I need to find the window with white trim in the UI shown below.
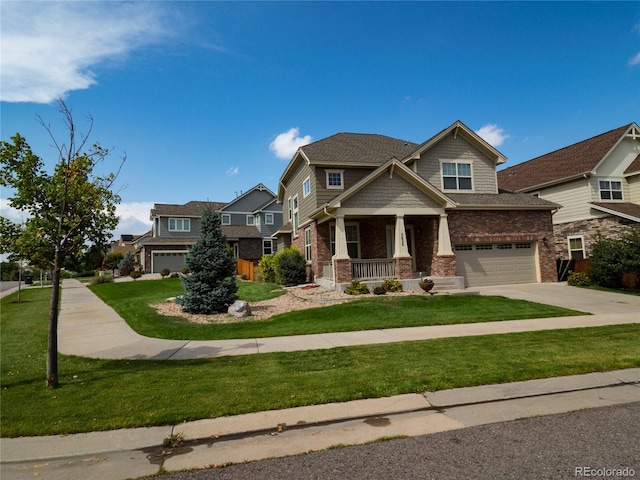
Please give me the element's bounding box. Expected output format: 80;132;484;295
292;195;299;235
326;170;344;189
304;227;312;262
330;224;360;258
303;176;311;197
598;180;623;201
246;215;255;226
442;161;472;191
221;214;231;225
263;239;273;256
568;236;585;260
288;197;292;221
265;213;274;225
168;218;190;232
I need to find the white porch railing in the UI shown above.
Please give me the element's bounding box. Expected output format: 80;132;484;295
351;259;395;280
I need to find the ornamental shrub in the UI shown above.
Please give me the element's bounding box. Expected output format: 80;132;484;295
181;206;238;314
345;280;370;295
258;255;277;284
382;278;403;292
588;228;640;288
567;271;591;287
373;286;386;295
274;247;306;286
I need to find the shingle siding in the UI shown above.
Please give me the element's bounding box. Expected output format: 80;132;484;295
342;174;441;209
414;133;498;194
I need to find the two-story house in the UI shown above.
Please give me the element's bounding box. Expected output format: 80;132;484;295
136;184;283;274
497;123;640;272
275;120;559;289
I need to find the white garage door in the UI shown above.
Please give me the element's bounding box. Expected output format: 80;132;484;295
152;252;187;274
454;243;536;287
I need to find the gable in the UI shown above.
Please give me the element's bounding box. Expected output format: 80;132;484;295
222;187;275;213
341;173;443;210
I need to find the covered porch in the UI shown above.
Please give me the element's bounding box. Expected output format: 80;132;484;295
310;213;462;291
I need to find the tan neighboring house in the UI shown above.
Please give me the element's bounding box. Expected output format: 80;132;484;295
497;123;640;276
276;120;560;289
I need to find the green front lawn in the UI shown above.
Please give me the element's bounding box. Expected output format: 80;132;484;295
1;287;639;437
88;279;587;340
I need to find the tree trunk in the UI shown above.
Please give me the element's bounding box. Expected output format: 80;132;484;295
46;253;61;389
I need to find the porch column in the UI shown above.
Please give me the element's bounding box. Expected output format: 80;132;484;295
437;213;454;255
393;215;410;258
334;215;349;259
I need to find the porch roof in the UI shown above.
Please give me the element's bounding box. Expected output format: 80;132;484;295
446;192;560;210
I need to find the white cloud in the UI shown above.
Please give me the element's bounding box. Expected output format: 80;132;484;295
226;166;239;176
270;128;312;160
0;2;171;103
629;52;640;66
0;198;28;224
475;124;509;147
113;202;153;238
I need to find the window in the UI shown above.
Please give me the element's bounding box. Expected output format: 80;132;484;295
304;227;312;262
475;244;493;250
568;236;585;260
330;224;359;258
221;214;231;225
455;245;473;251
263;239;273;256
516;243;532;249
292;195;299;234
256;215;260;226
303;176;311;197
599;180;623;201
246;215;255;226
288;197;292;221
326;170;344;189
442;162;472;190
168;218;190;232
497;244;513;250
265;213;274;225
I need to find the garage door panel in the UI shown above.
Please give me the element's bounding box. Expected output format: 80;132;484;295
455;243;536;287
152;252;187;273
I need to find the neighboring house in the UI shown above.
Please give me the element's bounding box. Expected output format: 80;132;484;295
109;234;143;257
275;120;559;289
497;123;640;272
136;184;283;274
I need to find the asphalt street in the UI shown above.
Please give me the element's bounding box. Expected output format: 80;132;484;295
152;402;640;480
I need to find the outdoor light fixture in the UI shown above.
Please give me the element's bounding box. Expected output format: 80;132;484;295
543;237;548;245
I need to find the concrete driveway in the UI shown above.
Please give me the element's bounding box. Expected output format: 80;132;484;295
468;282;640;316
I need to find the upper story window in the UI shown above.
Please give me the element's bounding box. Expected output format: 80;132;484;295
168;218;190;232
288;197;292;221
246;215;255;226
442;161;472;191
598;180;623;201
221;214;231;225
303;176;311;197
326;169;344;189
292;195;299;234
265;213;274;225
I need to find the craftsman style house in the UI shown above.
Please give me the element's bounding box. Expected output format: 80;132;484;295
276;121;559;289
136;184;283;274
497;123;640;269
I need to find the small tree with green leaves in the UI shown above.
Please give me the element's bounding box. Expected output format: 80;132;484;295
0;99;123;389
180;206;237;314
103;252;123;276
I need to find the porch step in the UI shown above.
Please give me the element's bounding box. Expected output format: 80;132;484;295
431;276;465;292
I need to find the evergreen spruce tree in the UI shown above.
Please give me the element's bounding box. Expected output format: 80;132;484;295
181;205;238;314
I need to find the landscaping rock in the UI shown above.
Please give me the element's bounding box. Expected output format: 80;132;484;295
228;300;251;318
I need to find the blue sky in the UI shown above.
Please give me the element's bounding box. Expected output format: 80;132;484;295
1;1;639;238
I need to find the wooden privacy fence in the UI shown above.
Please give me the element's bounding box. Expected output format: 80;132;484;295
236;259;255;281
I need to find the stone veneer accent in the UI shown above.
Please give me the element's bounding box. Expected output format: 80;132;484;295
553;216;639;260
431;255;456;277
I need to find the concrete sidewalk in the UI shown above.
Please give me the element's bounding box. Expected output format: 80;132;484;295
57;279;640;360
2;369;639;479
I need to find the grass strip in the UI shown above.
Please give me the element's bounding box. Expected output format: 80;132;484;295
1;287;638;437
88;279;586;340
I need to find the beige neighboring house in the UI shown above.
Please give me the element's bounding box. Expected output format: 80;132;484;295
497;123;640;276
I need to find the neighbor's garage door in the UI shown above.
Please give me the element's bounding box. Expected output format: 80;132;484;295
152;252;187;274
454;243;536;287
